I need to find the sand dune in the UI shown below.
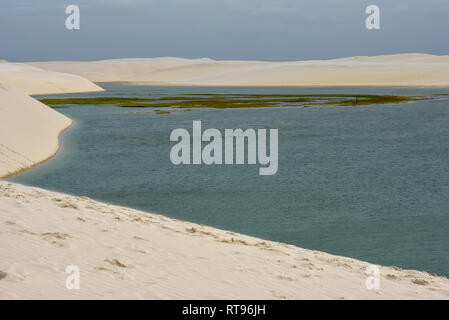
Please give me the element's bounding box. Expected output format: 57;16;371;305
1;181;448;299
30;57;217;83
0;81;72;178
31;53;449;87
0;62;103;95
0;61;102;177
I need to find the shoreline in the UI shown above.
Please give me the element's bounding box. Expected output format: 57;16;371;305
1;121;72;179
1;180;449;299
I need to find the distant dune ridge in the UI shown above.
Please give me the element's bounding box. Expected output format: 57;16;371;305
31;53;449;87
0;62;103;95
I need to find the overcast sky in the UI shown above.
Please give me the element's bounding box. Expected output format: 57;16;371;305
1;0;448;62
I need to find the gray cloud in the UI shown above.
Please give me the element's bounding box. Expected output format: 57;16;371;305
1;0;448;62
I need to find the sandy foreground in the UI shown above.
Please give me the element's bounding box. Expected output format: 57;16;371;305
31;53;449;87
1;181;448;299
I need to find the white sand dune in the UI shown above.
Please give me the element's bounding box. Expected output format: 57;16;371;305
0;61;102;177
0;81;72;178
0;62;103;95
1;181;448;299
31;53;449;87
31;57;217;83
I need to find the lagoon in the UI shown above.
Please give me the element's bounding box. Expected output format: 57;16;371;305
10;84;449;276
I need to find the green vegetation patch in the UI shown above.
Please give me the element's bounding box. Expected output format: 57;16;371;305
40;93;417;110
312;95;414;106
39;97;152;105
155;110;171;114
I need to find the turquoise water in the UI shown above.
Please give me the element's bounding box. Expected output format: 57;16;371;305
10;84;449;276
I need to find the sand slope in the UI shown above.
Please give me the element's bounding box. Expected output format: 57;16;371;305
0;61;102;177
0;81;72;178
1;181;448;299
0;62;103;95
31;53;449;87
